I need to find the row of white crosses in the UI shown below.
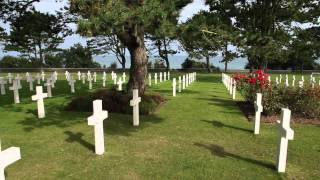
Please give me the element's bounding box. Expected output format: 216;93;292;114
272;74;320;88
221;73;237;100
148;72;170;86
172;72;197;97
253;93;294;173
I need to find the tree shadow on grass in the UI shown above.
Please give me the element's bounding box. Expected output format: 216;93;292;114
201;120;252;133
64;131;95;152
194;143;275;170
196;74;221;83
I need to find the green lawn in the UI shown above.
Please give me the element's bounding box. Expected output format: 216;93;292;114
1;72;319;179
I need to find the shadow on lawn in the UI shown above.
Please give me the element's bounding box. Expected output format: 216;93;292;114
196;74;221;83
194;143;275;170
64;131;95;152
201;120;252;133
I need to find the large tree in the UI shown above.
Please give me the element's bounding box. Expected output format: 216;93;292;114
69;0;191;95
5;11;67;65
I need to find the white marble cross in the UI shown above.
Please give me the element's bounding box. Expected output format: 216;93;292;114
0;146;21;180
122;72;126;82
276;108;294;173
164;72;167;81
130;89;141;126
93;72;97;83
102;75;106;87
148;74;152;86
65;71;69;80
160;72;163;82
168;72;170;80
292;75;295;86
77;71;81;81
285;78;289;87
298;81;303;88
15;75;22;89
9;80;21;104
32;86;48;119
276;77;279;85
186;75;189;87
87;71;91;79
7;73;13;84
172;78;176;97
27;76;34;91
178;76;182;92
44;78;52;97
81;73;86;84
0;78;7;95
88;76;93;90
26;72;30;80
113;74;117;85
117;78;123;91
254;93;263;134
87;100;108;155
36;73;41;84
232;80;236;100
182;75;186;89
41;71;45;81
69;79;76;93
154;73;158;84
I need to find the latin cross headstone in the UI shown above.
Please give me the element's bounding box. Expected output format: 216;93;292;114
65;71;69;80
41;71;45;81
164;72;167;81
88;76;93;90
130;89;141;126
285;78;289;87
36;73;41;84
0;146;21;180
69;79;76;93
28;76;34;91
279;74;282;83
186;75;189;88
31;86;48;119
298;81;303;88
113;74;117;85
93;72;97;83
7;73;13;84
87;100;108;155
102;75;106;87
148;74;152;86
276;77;279;85
182;75;186;89
168;72;170;80
160;72;163;82
178;76;182;92
172;78;176;97
15;75;22;89
232;80;236;100
9;80;21;104
44;78;52;98
81;73;86;84
77;71;81;81
292;75;296;86
254;93;263;134
154;73;158;84
50;76;55;88
117;78;123;91
26;72;30;80
0;78;7;95
122;72;126;82
276;108;294;173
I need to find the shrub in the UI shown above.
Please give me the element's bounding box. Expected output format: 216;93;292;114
109;62;117;69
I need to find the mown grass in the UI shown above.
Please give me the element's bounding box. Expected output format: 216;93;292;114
0;72;319;179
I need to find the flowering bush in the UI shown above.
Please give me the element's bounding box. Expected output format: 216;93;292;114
234;70;320;119
233;69;269;102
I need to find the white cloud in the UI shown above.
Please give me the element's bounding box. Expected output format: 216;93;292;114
179;0;209;23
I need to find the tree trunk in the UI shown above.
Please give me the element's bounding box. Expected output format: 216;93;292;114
206;55;212;73
224;60;228;72
127;46;148;95
120;54;126;70
164;56;170;71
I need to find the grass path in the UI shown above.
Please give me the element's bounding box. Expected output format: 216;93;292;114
0;73;319;179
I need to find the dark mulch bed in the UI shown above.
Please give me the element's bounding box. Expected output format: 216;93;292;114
237;101;320;125
65;89;166;115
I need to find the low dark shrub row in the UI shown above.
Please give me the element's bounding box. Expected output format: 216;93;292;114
65;89;165;115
